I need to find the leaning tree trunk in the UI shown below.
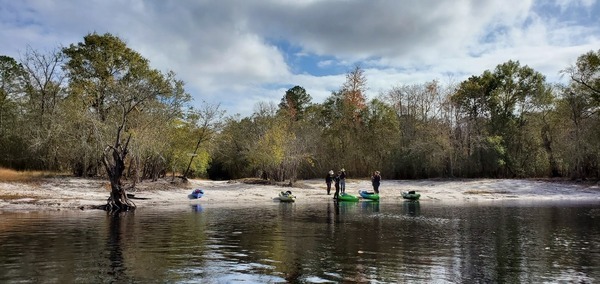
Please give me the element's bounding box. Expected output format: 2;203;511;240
102;134;136;211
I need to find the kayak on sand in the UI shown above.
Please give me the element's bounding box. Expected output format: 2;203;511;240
190;188;204;199
359;190;380;201
279;190;296;202
402;191;420;200
337;192;359;202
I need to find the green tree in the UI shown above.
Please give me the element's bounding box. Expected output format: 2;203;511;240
63;32;190;211
320;66;369;176
0;55;27;168
451;75;495;176
489;61;552;176
275;86;319;183
361;99;401;176
452;61;551;177
210;115;254;179
558;49;600;179
563;49;600;104
246;102;287;180
278;85;312;120
182;102;223;180
553;84;599;179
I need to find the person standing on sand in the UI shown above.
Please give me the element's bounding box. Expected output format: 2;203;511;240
325;170;334;195
371;171;381;194
333;172;341;199
339;168;346;194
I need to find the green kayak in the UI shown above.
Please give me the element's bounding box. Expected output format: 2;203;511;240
338;193;359;202
402;191;421;200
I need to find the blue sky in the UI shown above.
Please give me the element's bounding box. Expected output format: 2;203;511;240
1;0;599;116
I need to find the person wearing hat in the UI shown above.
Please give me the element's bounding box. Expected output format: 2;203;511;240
325;170;334;195
371;171;381;194
339;168;346;194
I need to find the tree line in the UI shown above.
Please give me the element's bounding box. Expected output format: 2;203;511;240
1;33;599;185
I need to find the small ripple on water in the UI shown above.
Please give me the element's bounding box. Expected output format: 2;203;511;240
1;203;598;283
378;212;460;226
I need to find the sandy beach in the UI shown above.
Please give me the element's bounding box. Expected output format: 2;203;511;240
0;177;599;212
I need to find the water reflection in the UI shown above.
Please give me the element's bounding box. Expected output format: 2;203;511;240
335;200;359;214
106;212;129;282
0;202;598;283
191;204;203;212
360;200;380;213
402;200;420;216
278;201;295;217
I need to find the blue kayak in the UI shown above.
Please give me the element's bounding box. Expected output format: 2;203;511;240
190;189;204;199
359;190;380;201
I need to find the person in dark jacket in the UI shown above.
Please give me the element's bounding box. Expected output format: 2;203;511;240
333;172;341;199
325;170;334;195
371;171;381;194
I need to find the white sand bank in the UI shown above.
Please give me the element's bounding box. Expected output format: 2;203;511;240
0;178;599;212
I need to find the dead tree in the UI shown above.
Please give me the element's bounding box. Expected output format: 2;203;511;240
101;128;136;211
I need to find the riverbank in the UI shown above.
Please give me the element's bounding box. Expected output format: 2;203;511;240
0;177;599;212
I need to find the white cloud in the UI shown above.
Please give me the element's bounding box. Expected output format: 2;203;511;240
317;60;333;68
0;0;598;116
554;0;597;11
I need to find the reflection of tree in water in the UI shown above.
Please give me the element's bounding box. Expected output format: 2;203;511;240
106;212;132;283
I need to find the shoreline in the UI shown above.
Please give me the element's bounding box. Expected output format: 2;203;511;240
1;177;599;212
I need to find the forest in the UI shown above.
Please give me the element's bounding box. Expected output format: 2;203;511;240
1;33;599;184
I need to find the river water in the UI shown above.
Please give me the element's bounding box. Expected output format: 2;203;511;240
1;200;599;283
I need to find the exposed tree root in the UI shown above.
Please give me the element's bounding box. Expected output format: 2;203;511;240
102;186;137;212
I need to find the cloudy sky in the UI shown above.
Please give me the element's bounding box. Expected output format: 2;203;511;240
1;0;599;116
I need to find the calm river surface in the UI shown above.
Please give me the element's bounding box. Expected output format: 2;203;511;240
1;200;599;283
